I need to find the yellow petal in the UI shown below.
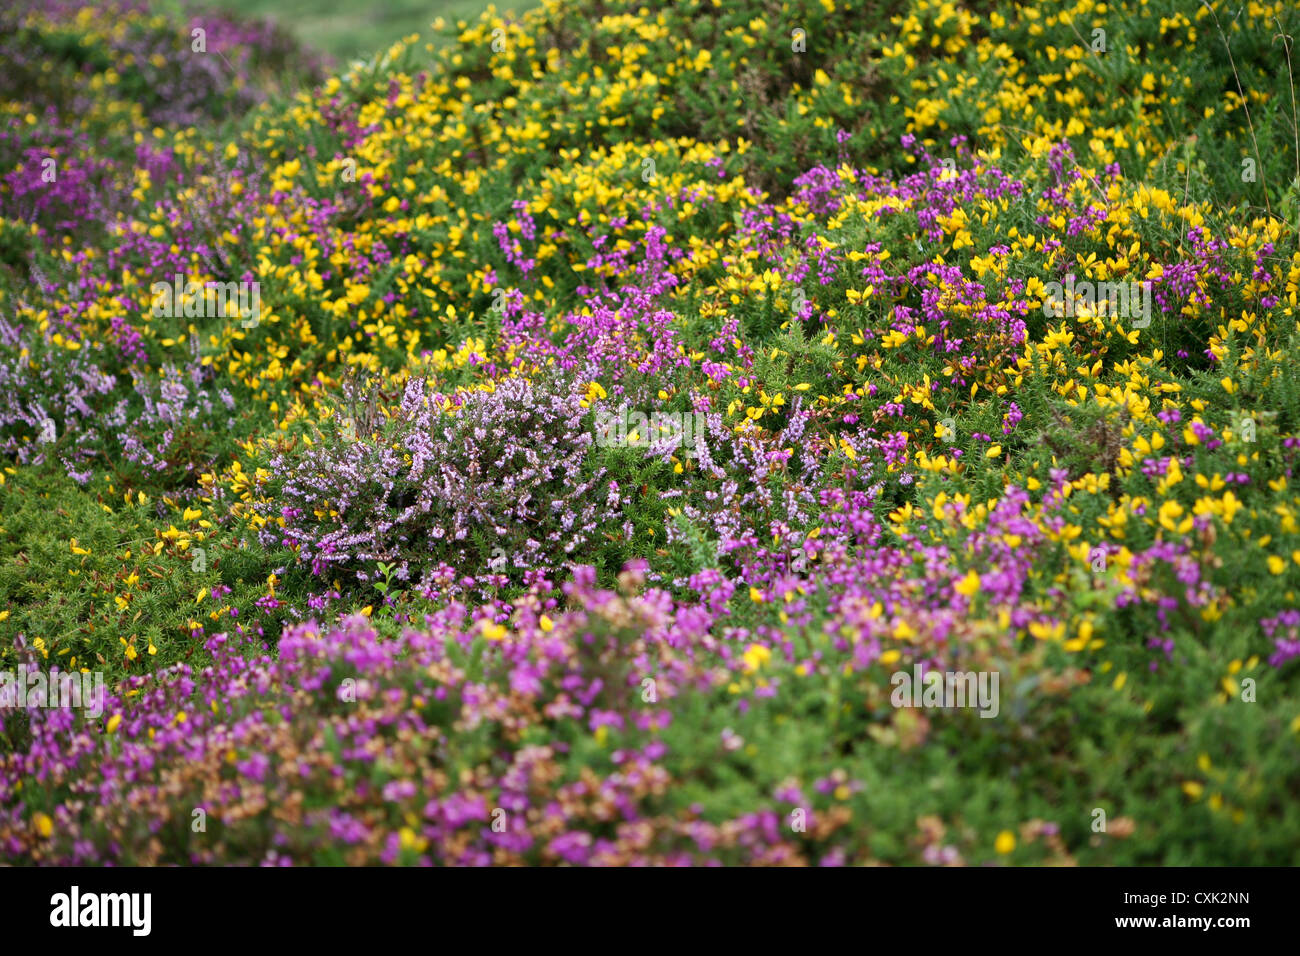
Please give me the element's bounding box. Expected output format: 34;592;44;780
954;570;981;598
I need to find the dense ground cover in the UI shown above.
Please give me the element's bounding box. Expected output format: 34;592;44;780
3;0;1300;865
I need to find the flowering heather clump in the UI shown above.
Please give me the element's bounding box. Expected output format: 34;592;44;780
0;119;129;236
0;566;1083;866
0;316;238;487
260;375;620;588
5;0;1300;870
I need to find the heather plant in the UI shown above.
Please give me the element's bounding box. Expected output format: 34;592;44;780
258;374;622;593
0;119;130;238
6;552;1298;866
0;313;117;479
0;314;243;490
663;403;831;583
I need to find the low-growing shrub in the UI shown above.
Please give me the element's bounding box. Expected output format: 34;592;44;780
259;374;622;589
